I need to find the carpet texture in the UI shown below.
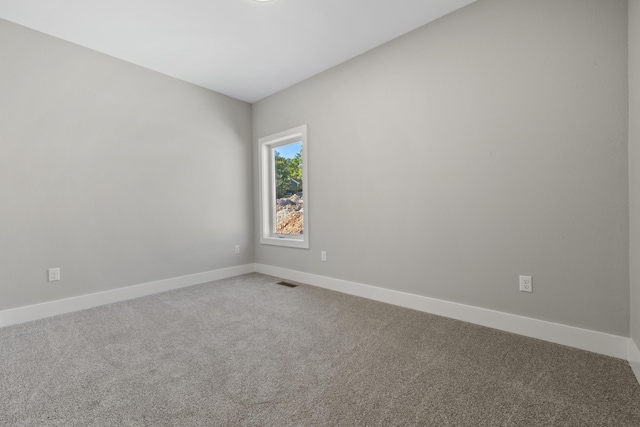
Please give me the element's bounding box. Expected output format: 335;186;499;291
1;273;639;426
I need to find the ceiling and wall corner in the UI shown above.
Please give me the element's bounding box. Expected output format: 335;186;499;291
0;0;476;103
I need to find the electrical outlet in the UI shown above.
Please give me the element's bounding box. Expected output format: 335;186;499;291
321;251;327;262
519;275;532;293
48;268;60;282
235;245;240;254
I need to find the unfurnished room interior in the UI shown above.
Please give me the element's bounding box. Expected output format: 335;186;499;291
1;0;640;425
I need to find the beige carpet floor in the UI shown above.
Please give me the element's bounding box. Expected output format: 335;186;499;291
1;273;639;426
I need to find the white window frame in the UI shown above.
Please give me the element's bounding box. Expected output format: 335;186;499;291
258;124;309;249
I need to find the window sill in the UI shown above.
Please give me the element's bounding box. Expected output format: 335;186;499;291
260;235;309;249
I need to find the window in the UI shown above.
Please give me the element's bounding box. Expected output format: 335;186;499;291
259;125;309;248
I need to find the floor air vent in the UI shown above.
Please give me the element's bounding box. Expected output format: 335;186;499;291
276;281;298;288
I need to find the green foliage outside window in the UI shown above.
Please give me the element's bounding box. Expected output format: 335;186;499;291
274;148;303;199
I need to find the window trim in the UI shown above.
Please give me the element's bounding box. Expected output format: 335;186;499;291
258;124;309;249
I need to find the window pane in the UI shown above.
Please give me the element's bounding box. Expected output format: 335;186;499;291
274;142;303;235
259;124;308;248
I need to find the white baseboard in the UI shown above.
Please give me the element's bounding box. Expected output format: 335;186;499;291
629;339;640;385
1;262;634;371
0;264;254;328
254;264;629;360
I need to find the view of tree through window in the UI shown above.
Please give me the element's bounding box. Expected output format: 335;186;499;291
259;124;307;248
274;142;303;235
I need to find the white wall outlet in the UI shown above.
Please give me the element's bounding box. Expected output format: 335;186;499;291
235;245;240;254
48;268;60;282
321;251;327;262
519;275;532;293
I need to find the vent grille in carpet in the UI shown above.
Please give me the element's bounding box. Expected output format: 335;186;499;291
276;281;298;288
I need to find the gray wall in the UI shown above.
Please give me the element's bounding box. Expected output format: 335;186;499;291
631;0;640;346
0;19;253;310
253;0;630;335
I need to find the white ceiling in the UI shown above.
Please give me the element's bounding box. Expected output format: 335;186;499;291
0;0;475;103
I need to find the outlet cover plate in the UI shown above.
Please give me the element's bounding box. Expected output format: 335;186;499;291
48;268;60;282
519;275;532;292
